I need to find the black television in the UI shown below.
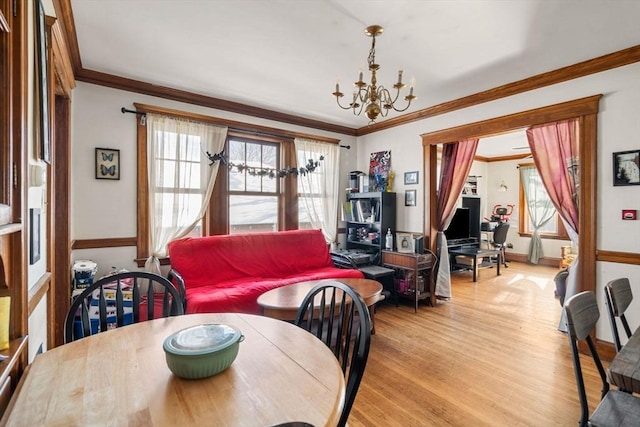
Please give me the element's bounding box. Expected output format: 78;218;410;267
444;207;470;242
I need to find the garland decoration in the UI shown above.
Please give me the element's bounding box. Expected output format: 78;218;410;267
206;151;324;179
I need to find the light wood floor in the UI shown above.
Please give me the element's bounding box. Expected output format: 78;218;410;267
348;262;606;427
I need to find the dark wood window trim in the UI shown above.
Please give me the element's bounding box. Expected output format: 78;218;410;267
134;104;328;265
517;162;569;240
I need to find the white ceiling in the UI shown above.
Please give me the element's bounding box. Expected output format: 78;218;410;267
69;0;639;153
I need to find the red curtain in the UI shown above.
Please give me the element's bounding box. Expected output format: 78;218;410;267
526;119;579;233
526;119;579;331
434;138;479;299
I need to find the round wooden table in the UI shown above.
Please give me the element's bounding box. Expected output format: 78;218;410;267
257;278;384;333
2;314;345;427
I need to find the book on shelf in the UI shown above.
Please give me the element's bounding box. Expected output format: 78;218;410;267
356;200;372;222
343;201;354;222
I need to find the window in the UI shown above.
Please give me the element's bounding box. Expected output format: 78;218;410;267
297;148;325;230
152;130;205;238
519;164;568;239
135;105;339;265
228;137;280;234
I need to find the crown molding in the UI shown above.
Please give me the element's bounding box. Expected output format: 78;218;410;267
53;0;639;137
357;45;640;136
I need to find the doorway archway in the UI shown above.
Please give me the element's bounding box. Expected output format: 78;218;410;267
421;95;601;296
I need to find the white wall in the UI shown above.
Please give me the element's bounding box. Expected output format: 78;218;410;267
482;158;568;259
71;82;358;278
26;0;53;359
70;64;639;344
356;63;640;343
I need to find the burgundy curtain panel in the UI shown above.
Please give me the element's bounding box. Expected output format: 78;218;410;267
526;118;579;331
435;138;479;299
526;119;579;232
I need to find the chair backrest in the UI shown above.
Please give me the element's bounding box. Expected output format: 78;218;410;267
492;222;510;245
294;281;371;427
604;277;634;352
64;271;185;343
564;291;610;427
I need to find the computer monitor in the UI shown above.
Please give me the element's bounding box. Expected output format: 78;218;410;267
444;208;470;241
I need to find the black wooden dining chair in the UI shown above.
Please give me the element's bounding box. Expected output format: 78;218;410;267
64;271;185;343
604;277;635;353
294;281;371;427
564;291;640;427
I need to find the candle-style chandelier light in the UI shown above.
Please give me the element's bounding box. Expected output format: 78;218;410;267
332;25;416;124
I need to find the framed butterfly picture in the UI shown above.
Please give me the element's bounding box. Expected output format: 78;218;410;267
95;148;120;180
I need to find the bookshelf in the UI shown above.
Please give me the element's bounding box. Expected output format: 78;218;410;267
345;192;396;265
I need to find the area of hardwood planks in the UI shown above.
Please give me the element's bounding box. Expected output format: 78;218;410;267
348;262;606;426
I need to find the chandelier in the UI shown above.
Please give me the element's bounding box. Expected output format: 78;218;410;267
332;25;416;123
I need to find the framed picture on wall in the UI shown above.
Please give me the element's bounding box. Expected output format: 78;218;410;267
613;150;640;186
405;190;416;206
404;171;418;185
95;148;120;180
35;0;51;164
29;208;41;265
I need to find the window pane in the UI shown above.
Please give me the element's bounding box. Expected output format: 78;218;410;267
521;166;560;235
156;193;202;229
298;196;324;229
181;135;201;161
228;139;246;191
229;195;278;234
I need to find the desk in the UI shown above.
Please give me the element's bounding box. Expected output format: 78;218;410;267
381;250;435;311
449;247;502;282
257;279;383;333
609;327;640;393
1;314;345;427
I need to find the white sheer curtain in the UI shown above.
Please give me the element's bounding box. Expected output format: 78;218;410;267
294;138;340;244
520;165;557;264
145;113;227;273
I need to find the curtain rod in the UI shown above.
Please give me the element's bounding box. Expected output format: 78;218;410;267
121;107;351;149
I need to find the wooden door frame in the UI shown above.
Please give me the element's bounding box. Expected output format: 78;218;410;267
421;95;601;295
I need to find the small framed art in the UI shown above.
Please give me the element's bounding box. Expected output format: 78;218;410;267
36;0;50;164
96;148;120;180
613;150;640;186
404;171;419;185
405;190;416;206
396;233;414;253
29;208;41;265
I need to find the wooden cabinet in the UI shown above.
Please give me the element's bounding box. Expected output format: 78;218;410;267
345;192;396;265
0;1;29;419
382;250;435;311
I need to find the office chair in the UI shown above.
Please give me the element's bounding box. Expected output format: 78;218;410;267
294;281;371;427
64;271;185;343
490;222;510;268
604;277;634;353
564;291;640;427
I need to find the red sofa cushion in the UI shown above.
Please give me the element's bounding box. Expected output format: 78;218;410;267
168;229;364;314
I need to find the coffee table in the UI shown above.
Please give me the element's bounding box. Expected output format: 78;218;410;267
449;247;502;282
257;278;384;333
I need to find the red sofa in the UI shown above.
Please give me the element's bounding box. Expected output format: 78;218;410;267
167;229;364;314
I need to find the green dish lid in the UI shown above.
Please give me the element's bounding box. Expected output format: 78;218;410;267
163;323;243;356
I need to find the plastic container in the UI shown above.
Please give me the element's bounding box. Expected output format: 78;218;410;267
163;323;244;379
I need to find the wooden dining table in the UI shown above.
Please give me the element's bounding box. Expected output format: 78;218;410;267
1;313;345;427
608;326;640;393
